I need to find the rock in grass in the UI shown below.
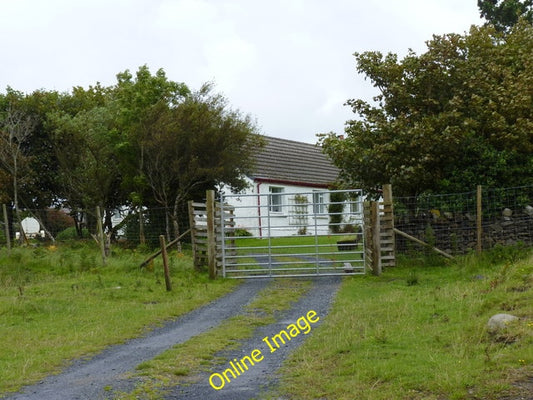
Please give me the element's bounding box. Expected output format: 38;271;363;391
487;313;519;332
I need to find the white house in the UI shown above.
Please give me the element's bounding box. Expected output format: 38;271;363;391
223;136;362;238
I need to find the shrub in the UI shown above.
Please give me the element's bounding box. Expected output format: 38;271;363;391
328;191;346;234
57;227;89;241
234;228;253;237
341;224;362;234
44;209;75;237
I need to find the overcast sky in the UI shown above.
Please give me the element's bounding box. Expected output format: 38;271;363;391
0;0;483;143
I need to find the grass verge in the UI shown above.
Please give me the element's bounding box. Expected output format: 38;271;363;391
114;278;312;399
273;246;533;400
0;244;238;396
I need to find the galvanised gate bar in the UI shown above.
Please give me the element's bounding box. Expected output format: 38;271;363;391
219;189;365;278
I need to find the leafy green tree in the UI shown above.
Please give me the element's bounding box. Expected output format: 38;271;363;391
0;65;262;245
22;90;63;210
1;90;61;203
0;90;41;241
112;65;190;208
51;108;122;229
140;83;262;239
0;89;67;241
320;22;533;197
478;0;533;31
48;84;124;236
111;66;262;241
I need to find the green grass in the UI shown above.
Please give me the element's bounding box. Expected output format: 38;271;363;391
227;235;364;274
0;243;238;396
3;240;531;399
272;246;533;400
234;235;361;254
114;278;312;399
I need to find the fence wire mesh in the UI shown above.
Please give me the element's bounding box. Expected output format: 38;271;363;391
0;203;191;249
394;185;533;255
2;185;532;257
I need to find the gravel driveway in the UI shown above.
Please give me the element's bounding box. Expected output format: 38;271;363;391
6;276;342;400
167;276;341;400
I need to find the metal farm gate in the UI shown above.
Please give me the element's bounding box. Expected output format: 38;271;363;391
219;189;365;278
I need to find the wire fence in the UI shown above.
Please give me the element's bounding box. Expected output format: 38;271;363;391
1;185;532;256
0;203;191;249
394;185;533;255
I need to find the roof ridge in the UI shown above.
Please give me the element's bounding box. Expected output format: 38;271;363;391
261;135;321;147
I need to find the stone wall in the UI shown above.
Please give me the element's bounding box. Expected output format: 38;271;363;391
395;205;533;254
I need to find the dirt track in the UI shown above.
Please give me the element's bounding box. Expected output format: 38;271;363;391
6;276;341;400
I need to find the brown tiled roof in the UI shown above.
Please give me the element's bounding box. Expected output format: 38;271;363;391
249;136;339;187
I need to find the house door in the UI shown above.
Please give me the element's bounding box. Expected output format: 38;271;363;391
219;189;365;278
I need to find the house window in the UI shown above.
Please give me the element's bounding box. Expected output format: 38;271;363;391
269;187;284;212
313;191;326;214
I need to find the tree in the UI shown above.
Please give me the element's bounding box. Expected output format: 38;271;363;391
21;89;69;209
0;89;67;242
113;65;190;208
478;0;533;31
111;67;262;243
110;66;191;244
50;103;123;235
320;22;533;197
0;98;37;242
140;83;262;240
0;66;262;246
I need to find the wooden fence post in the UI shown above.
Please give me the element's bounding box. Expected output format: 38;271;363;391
2;204;11;254
96;206;107;266
188;200;200;270
139;229;191;269
371;201;382;276
476;185;482;254
363;201;371;267
382;184;392;204
159;235;172;291
138;207;146;245
206;190;217;279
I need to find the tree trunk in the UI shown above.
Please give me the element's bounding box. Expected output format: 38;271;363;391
104;208;114;241
13;162;27;244
165;211;171;242
73;212;83;238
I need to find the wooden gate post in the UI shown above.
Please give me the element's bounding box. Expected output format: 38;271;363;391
188;200;200;270
371;201;382;276
206;190;217;279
